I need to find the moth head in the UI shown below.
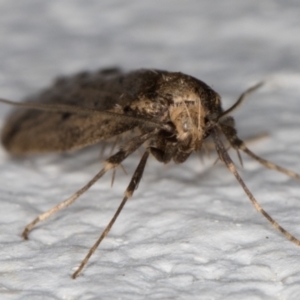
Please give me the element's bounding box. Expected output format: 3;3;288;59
158;72;222;153
169;100;205;151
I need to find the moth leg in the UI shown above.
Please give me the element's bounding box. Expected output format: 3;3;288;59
203;132;268;155
236;149;243;167
22;167;108;240
242;132;268;145
110;168;117;187
22;130;157;240
221;123;300;181
72;150;150;279
211;127;300;246
149;147;173;163
110;163;128;187
243;146;300;180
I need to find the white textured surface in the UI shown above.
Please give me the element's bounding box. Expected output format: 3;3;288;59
1;1;300;299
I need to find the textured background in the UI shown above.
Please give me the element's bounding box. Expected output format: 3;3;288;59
1;1;300;299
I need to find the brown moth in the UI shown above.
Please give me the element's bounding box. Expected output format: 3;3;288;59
1;68;300;279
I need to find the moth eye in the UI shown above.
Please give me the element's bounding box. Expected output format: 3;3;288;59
183;122;189;132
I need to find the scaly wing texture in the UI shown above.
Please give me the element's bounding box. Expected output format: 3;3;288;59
1;69;161;154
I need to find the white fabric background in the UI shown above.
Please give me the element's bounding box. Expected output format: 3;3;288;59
1;1;300;299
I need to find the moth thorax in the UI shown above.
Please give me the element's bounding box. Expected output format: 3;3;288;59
169;102;205;151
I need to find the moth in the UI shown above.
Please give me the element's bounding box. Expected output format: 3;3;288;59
1;68;300;279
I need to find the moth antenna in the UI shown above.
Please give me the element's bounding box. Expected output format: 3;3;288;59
72;150;150;279
22;130;157;239
218;81;264;120
211;127;300;246
0;98;171;132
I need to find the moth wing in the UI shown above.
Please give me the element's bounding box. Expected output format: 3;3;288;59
1;69;140;154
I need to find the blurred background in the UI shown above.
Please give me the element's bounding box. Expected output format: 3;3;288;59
1;1;299;99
